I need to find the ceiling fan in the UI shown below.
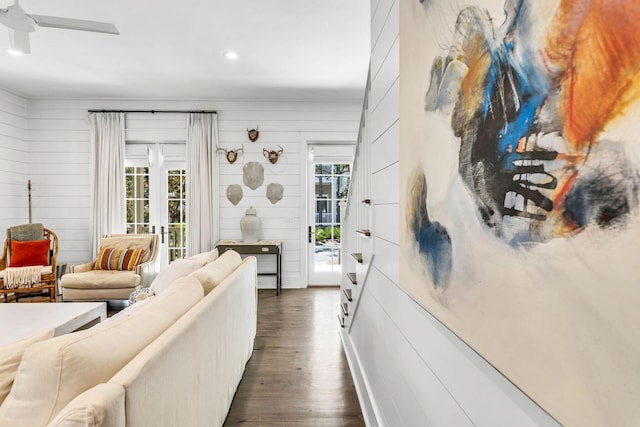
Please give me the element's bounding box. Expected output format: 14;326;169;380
0;0;119;55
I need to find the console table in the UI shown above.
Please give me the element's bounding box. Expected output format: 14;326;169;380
217;240;282;295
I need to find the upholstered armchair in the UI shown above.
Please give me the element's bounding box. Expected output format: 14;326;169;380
61;234;159;302
0;223;59;302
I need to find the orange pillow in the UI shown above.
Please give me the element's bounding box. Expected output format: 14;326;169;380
94;247;144;271
10;240;50;267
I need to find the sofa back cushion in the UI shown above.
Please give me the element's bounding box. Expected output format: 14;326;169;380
185;248;219;264
149;258;209;295
190;249;242;295
0;328;54;406
99;235;154;264
0;277;204;427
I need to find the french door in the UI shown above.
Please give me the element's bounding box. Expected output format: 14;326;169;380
307;145;353;285
125;143;186;269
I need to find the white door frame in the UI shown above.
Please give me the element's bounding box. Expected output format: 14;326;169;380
300;132;357;287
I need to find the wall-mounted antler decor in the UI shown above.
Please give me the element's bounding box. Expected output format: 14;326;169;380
217;144;244;164
247;126;260;142
263;145;284;164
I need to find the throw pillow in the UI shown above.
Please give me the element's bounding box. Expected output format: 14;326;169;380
46;383;125;427
0;328;54;406
94;247;144;271
9;240;50;267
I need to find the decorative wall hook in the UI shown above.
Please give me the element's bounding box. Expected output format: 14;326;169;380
217;144;244;164
247;126;260;142
263;145;284;164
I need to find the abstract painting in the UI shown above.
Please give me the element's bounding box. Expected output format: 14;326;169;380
400;0;640;425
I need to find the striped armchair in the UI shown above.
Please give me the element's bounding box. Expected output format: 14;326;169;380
61;234;159;302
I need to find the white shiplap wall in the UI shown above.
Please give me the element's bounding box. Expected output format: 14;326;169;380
24;98;360;288
0;88;28;243
342;1;560;426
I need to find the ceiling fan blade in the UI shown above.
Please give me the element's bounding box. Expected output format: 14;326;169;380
8;28;30;53
29;14;119;35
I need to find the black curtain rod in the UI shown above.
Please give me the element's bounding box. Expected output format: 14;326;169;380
87;109;217;114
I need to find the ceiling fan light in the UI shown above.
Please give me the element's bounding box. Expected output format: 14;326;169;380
6;48;23;56
224;51;238;60
8;28;30;54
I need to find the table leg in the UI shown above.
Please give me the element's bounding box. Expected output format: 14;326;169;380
277;252;281;296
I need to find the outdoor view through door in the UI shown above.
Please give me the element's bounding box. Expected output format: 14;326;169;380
312;163;350;282
125;144;187;268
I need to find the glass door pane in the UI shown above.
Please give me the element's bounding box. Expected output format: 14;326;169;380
125;167;150;234
312;162;350;275
166;169;187;262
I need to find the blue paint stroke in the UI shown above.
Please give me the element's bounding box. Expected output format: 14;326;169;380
482;43;548;157
409;170;452;288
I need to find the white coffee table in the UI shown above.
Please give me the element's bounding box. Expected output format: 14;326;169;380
0;302;107;346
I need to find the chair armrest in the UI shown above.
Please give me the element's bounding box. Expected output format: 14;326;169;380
0;239;8;270
71;261;95;273
136;259;158;288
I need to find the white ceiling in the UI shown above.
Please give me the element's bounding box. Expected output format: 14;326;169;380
0;0;370;100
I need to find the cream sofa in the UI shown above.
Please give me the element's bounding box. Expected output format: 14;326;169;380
0;249;257;427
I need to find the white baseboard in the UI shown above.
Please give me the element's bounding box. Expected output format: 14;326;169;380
340;329;380;427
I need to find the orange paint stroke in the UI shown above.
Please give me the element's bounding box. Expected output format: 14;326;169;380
545;0;640;150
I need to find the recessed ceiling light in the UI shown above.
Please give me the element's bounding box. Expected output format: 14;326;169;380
6;48;23;56
224;51;239;60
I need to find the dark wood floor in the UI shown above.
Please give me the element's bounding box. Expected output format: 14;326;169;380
224;287;365;426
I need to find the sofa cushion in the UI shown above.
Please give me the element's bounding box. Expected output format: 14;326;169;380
0;277;204;427
94;247;144;271
190;249;242;295
0;328;54;406
99;235;154;264
149;258;208;295
47;383;125;427
61;270;141;290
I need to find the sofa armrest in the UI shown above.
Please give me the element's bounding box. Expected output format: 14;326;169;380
136;258;158;288
46;383;125;427
70;261;95;273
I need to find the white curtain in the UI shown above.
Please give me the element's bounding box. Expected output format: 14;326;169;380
186;113;218;256
89;112;126;257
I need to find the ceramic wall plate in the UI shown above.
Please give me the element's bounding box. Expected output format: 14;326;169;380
226;184;243;205
266;182;284;204
243;161;264;190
